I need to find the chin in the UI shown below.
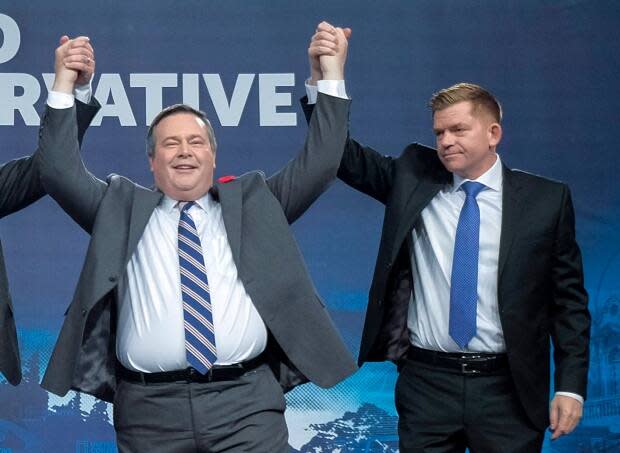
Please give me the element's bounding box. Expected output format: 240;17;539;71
440;160;458;173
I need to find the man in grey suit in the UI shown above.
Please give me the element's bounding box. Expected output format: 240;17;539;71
36;26;355;452
0;36;97;386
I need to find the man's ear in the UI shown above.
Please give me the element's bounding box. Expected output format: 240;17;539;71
489;122;502;148
149;157;154;172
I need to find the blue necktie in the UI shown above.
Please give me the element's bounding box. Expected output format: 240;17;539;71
178;202;217;373
449;181;486;349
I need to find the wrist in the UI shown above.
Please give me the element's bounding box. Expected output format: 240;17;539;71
309;67;321;85
321;69;344;81
52;76;75;95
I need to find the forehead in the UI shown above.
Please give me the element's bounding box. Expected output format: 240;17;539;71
155;112;208;138
433;101;475;126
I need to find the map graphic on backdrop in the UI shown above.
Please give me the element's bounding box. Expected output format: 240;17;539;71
1;281;620;452
1;0;619;451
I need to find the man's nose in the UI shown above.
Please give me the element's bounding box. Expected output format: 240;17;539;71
438;132;454;148
178;141;191;156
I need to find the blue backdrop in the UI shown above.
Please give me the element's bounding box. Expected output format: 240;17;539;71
0;1;618;451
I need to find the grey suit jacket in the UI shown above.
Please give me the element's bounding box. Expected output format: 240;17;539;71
0;101;99;386
36;93;357;402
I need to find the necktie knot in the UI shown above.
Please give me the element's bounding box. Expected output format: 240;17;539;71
461;181;486;199
180;201;195;214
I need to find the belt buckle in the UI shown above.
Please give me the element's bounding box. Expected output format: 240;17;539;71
460;362;481;374
188;366;209;382
460;355;487;375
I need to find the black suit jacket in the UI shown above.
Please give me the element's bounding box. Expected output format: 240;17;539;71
302;99;590;431
0;101;98;385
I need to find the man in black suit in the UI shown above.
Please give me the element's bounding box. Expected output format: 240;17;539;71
0;36;97;386
306;23;590;452
36;26;356;452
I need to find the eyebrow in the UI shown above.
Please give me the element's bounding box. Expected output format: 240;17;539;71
433;122;469;133
161;134;205;142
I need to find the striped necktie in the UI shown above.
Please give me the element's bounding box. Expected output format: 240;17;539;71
449;181;486;349
178;202;217;373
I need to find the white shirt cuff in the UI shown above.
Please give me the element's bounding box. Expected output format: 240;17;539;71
305;79;348;104
47;82;93;109
47;90;75;109
555;391;584;404
74;81;92;104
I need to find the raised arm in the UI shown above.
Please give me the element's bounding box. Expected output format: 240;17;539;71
302;22;394;205
0;41;99;219
35;36;107;233
266;24;351;223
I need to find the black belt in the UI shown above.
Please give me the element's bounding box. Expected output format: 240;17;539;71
117;353;266;384
407;346;508;375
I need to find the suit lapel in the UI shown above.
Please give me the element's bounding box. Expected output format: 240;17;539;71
497;166;524;286
126;188;163;263
214;181;242;264
390;179;444;263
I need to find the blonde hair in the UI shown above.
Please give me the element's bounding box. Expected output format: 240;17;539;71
429;83;502;123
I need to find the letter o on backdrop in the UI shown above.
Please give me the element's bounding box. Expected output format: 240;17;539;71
0;14;21;64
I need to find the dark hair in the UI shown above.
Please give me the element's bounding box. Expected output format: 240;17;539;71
429;83;502;123
146;104;217;157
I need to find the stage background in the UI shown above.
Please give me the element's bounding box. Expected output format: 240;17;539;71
1;1;619;451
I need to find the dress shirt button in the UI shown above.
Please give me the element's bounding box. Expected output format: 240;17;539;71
108;276;117;283
81;309;87;317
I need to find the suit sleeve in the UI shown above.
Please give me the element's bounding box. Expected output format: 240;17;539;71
0;99;100;219
550;186;590;398
35;100;107;233
301;96;394;205
266;93;350;224
75;98;100;147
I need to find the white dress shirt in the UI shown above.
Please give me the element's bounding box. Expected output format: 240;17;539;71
116;194;268;371
409;155;504;353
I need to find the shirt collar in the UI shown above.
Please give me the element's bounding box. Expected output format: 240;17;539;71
451;154;503;193
159;192;213;214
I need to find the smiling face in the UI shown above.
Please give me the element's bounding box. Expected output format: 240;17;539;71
433;100;502;180
149;112;215;201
